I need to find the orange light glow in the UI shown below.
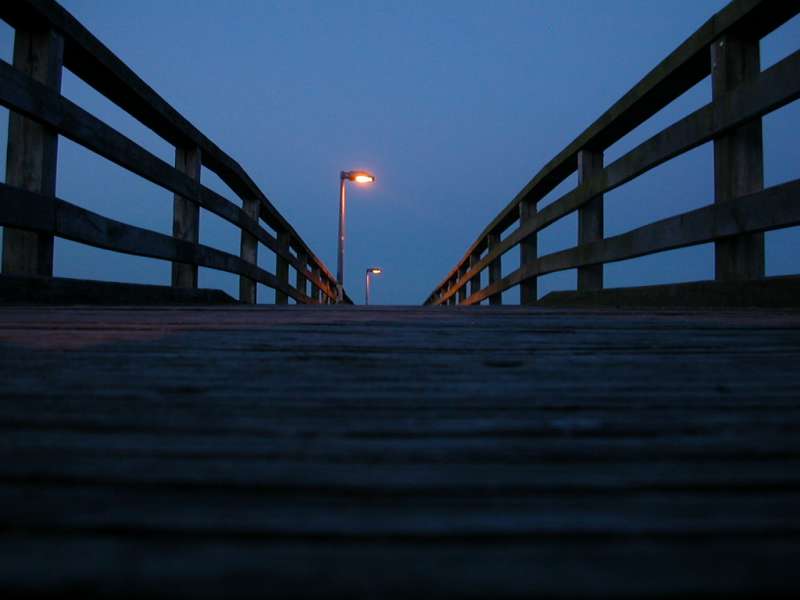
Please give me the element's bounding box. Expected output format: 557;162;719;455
370;268;382;274
354;174;374;183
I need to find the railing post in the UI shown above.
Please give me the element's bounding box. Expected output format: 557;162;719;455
519;198;538;305
469;252;481;302
711;33;764;281
296;250;308;301
239;197;259;304
487;233;502;305
323;275;330;304
171;145;202;288
577;148;604;291
2;28;63;277
275;230;290;304
311;266;321;304
457;267;467;304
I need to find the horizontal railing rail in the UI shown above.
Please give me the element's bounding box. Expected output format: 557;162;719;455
424;0;800;306
0;0;348;304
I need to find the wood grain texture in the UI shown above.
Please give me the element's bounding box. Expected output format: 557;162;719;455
171;145;201;289
0;305;798;597
712;32;765;280
1;27;62;277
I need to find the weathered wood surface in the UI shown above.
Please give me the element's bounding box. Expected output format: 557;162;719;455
1;305;799;597
1;27;62;277
171;145;202;289
0;274;236;305
540;275;800;308
712;32;765;281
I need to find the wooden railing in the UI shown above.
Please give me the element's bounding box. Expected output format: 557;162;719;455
0;0;348;305
424;0;800;306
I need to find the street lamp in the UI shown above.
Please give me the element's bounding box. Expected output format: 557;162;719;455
337;170;375;302
365;267;382;305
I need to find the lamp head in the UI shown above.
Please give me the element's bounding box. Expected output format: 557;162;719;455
368;267;382;275
342;170;375;184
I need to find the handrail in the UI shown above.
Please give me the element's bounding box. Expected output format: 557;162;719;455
424;0;800;306
0;0;349;304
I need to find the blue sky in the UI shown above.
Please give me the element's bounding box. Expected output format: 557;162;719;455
1;1;798;304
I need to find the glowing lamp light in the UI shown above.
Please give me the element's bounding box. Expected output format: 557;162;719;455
342;171;375;184
365;267;383;305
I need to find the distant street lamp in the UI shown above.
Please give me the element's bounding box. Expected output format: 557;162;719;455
337;170;375;302
365;267;382;305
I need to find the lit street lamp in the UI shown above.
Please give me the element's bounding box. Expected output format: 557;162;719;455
337;170;375;302
365;267;382;305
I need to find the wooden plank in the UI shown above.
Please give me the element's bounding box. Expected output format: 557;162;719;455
0;182;56;233
0;273;236;305
2;480;799;536
465;178;800;305
712;32;764;281
239;196;259;304
540;275;800;309
275;231;290;305
432;49;800;305
0;536;798;598
171;145;201;289
577;149;603;291
425;4;800;302
1;27;62;277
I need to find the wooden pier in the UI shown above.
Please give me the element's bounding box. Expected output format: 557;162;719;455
1;0;800;595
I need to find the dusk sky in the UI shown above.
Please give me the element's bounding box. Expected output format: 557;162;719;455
1;1;798;304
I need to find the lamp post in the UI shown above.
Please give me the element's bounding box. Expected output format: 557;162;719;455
337;170;375;302
365;267;382;305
